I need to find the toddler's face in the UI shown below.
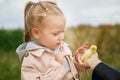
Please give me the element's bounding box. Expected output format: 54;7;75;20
36;15;66;50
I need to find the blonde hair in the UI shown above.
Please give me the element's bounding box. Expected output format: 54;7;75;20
24;1;64;42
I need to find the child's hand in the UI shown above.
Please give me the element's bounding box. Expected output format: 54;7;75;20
55;52;70;63
75;42;89;62
73;42;89;72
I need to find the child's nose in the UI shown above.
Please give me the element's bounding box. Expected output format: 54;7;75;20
59;33;64;40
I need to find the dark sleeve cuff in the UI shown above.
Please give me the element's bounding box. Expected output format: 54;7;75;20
92;62;120;80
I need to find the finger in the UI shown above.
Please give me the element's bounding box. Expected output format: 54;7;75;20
78;47;84;53
82;61;90;69
62;52;70;57
82;42;89;48
77;42;89;53
78;59;84;65
75;50;79;58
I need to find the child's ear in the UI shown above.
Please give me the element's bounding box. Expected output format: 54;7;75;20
32;28;41;39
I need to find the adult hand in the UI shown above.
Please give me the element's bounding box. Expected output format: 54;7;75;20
82;53;102;70
75;42;101;70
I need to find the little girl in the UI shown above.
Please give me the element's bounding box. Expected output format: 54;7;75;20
16;0;83;80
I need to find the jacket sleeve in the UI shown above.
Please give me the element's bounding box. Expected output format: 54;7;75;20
92;62;120;80
21;51;68;80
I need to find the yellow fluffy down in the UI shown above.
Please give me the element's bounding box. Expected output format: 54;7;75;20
81;45;97;62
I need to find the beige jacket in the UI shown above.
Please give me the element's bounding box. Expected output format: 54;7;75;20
16;41;81;80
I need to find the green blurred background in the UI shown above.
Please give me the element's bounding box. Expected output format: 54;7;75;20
0;24;120;80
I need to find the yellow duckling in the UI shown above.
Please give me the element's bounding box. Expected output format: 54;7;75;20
81;45;97;62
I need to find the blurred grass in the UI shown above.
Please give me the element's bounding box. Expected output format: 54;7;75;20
0;24;120;80
64;24;120;80
0;29;22;80
0;51;21;80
